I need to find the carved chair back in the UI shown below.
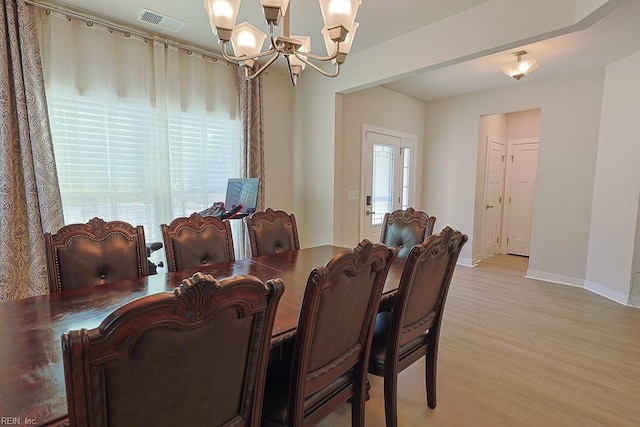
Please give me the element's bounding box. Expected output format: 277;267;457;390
244;208;300;257
368;226;468;426
261;240;396;426
44;217;149;293
161;212;235;272
62;273;284;427
380;207;436;258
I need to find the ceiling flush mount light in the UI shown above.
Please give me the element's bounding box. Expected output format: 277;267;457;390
204;0;361;85
500;50;539;80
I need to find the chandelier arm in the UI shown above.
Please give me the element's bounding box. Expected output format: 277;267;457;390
292;51;340;78
244;51;281;80
301;48;339;62
286;57;297;86
221;41;278;63
268;22;278;51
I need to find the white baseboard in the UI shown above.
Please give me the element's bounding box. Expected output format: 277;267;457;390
458;257;475;267
584;280;630;306
526;270;631;306
525;269;584;288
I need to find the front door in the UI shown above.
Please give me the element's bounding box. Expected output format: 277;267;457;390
361;125;416;242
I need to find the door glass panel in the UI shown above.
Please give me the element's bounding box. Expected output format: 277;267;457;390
372;143;395;225
401;147;411;209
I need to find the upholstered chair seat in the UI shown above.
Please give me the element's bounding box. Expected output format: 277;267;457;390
368;310;431;373
262;359;354;425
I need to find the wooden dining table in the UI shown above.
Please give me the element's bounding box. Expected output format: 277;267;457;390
0;245;404;425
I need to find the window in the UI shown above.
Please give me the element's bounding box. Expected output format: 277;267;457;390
48;88;240;243
167;111;241;218
40;11;242;250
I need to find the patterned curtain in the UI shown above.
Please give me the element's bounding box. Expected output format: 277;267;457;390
236;66;265;210
236;66;265;259
0;0;64;300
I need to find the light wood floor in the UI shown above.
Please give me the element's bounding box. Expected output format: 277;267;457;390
319;254;640;427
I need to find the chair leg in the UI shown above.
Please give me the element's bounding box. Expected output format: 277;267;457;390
351;380;367;427
365;378;371;401
383;372;399;427
425;350;437;409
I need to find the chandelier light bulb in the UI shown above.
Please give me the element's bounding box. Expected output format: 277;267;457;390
329;0;352;14
236;31;256;47
213;1;233;17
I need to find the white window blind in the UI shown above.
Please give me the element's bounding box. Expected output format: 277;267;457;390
168;111;241;218
48;88;240;244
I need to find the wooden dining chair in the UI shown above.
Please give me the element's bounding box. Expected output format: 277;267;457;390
160;212;235;272
368;226;468;427
244;208;300;257
379;207;436;259
61;272;284;427
44;217;149;293
261;240;396;427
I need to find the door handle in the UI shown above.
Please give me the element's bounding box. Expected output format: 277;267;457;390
366;210;376;215
486;204;494;209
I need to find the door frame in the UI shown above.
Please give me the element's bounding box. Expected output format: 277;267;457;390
360;124;418;240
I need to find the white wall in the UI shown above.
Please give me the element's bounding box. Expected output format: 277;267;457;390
507;110;541;140
288;0;640;304
335;86;426;247
291;77;337;248
424;69;605;281
292;0;590;249
633;198;640;303
262;71;294;212
585;50;640;304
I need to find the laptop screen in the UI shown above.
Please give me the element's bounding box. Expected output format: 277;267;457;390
224;178;259;214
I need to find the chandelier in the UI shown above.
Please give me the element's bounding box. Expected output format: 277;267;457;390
204;0;361;85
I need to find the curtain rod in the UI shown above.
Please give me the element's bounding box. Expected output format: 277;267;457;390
23;0;229;64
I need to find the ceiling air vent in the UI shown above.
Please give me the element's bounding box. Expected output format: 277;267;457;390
138;9;185;32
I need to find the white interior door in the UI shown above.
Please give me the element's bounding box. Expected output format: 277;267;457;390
505;140;538;256
361;126;416;242
482;137;505;257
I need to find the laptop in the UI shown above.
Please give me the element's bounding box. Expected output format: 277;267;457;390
224;178;259;217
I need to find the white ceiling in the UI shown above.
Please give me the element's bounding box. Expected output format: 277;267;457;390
383;0;640;101
46;0;493;53
42;0;640;102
